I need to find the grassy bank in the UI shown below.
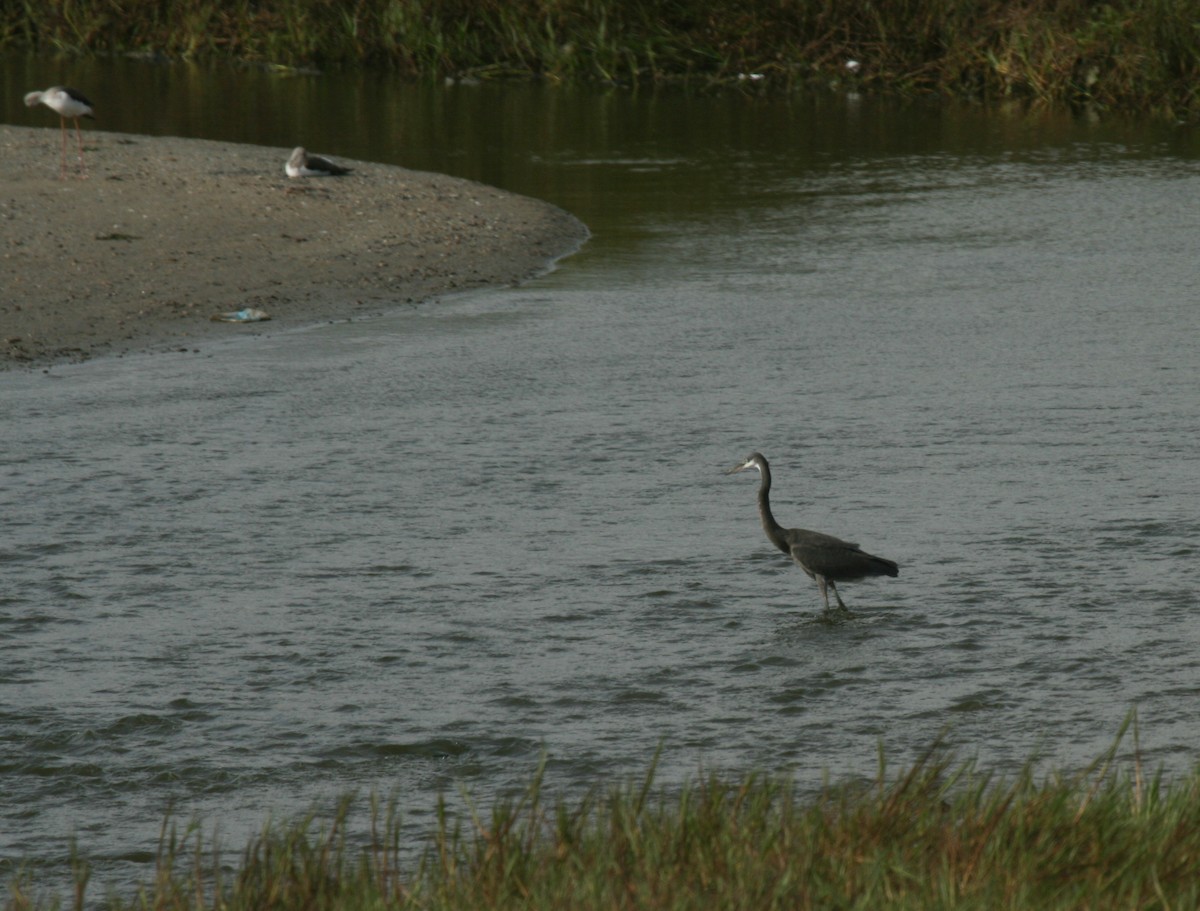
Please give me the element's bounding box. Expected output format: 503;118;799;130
6;0;1200;116
8;728;1200;910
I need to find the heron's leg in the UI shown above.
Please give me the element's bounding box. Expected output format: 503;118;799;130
816;576;832;611
828;580;848;610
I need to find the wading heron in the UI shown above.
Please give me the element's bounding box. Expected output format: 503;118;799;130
727;452;898;611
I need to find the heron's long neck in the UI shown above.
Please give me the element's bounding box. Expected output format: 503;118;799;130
756;466;790;554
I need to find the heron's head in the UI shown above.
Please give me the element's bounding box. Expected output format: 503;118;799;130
726;452;766;475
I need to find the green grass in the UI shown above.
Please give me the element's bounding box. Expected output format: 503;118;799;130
9;717;1200;911
6;0;1200;116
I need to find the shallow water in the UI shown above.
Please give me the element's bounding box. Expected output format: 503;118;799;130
3;59;1200;893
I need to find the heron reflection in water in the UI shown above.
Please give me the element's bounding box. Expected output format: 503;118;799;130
727;452;898;612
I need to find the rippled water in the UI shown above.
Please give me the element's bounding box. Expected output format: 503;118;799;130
3;63;1200;894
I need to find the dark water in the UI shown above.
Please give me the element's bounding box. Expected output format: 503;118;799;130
3;57;1200;894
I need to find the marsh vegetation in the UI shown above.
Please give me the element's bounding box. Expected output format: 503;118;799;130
6;0;1200;116
9;725;1200;911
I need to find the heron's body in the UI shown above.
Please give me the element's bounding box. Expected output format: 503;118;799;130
285;147;351;178
24;87;94;179
727;452;898;611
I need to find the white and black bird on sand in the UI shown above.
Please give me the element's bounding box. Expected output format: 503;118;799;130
727;452;899;612
285;147;351;178
24;86;95;179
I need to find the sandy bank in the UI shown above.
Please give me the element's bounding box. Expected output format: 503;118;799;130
0;125;587;369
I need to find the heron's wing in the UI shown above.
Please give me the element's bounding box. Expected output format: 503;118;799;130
787;530;867;575
786;527;859;551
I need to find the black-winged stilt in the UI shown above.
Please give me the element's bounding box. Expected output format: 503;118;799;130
285;147;351;178
24;86;95;179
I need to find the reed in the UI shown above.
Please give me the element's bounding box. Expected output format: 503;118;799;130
6;0;1200;115
8;719;1200;911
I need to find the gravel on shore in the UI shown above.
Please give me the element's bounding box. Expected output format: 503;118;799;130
1;125;588;369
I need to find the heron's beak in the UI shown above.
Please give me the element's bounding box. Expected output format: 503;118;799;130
725;461;750;475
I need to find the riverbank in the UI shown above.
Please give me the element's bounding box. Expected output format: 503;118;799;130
6;0;1200;117
0;124;587;369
